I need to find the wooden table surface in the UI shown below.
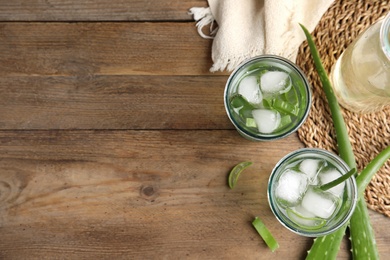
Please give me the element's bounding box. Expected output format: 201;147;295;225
0;1;389;259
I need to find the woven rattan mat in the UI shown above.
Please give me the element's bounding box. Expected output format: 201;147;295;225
296;0;390;217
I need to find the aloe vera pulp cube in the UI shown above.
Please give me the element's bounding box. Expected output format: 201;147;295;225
268;148;358;237
224;55;311;141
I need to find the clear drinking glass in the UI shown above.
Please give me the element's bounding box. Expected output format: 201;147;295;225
268;148;357;237
224;55;311;141
330;12;390;113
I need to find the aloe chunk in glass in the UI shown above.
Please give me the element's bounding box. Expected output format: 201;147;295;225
224;55;311;141
268;148;358;237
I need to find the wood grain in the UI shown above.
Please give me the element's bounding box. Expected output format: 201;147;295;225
0;0;206;21
0;131;389;259
0;22;227;130
0;75;229;130
1;130;378;259
0;23;215;77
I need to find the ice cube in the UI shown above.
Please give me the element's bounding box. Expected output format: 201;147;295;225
292;205;316;219
238;76;262;105
299;159;323;183
318;169;345;197
260;71;291;94
252;109;281;134
301;187;338;219
275;169;308;207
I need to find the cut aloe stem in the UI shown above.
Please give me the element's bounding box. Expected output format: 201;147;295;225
355;146;390;197
230;94;255;120
272;98;299;116
252;217;279;252
228;161;253;189
319;168;356;191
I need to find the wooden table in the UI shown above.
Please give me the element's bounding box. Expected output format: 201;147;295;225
0;1;388;259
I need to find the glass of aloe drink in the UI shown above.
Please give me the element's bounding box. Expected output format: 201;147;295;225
268;148;358;237
224;55;311;141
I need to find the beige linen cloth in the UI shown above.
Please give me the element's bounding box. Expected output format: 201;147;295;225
189;0;334;72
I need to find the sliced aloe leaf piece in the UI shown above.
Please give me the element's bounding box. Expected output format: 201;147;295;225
228;161;253;189
286;208;327;230
252;217;279;252
245;117;257;128
229;95;255;119
272;98;299;117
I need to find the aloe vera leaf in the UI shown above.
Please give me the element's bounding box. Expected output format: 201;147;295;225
348;146;390;259
300;24;382;260
299;24;355;168
252;217;279;252
300;24;353;260
319;168;356;191
349;199;379;259
306;225;347;260
356;146;390;197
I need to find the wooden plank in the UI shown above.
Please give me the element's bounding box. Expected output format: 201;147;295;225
0;23;230;130
0;0;206;21
0;130;314;259
0;75;229;130
0;130;388;259
0;22;217;77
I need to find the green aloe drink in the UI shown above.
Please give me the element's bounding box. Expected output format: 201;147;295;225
268;148;358;237
224;55;311;141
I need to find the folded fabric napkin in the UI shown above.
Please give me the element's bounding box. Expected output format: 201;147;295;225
189;0;334;72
